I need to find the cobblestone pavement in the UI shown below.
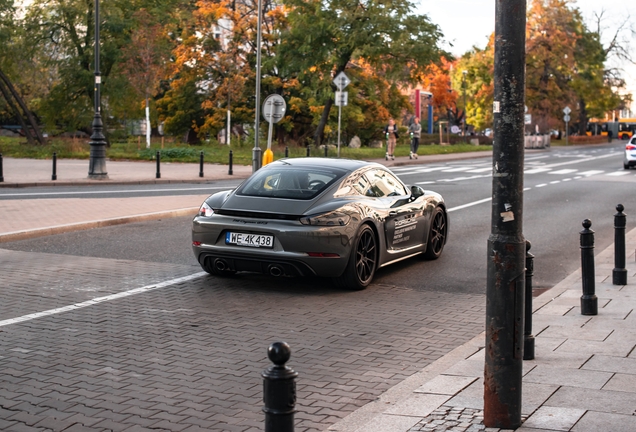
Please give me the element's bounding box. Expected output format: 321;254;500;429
0;248;486;431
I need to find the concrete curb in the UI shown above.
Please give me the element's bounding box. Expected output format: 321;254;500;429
0;207;199;243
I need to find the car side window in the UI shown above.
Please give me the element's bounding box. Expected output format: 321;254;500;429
365;169;407;197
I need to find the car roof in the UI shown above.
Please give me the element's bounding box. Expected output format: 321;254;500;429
267;157;384;171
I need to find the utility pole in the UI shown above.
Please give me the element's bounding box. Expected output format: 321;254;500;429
484;0;527;429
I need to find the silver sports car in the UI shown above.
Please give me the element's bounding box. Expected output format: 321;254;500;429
192;158;448;290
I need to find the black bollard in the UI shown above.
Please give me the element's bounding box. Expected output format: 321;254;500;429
324;145;328;158
613;204;627;285
228;150;233;175
52;152;57;181
0;153;4;182
199;151;204;178
306;146;310;157
580;219;598;315
523;240;535;360
285;146;289;158
262;342;297;432
156;151;161;179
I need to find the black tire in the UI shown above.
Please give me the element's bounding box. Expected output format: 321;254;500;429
333;224;377;290
202;258;237;277
423;207;447;260
624;163;630;170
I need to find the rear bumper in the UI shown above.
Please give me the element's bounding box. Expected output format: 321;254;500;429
192;214;354;277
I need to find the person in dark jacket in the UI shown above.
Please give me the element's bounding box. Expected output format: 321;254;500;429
408;117;422;159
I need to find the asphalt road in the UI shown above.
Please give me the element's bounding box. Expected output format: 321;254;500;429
4;143;633;295
1;142;635;431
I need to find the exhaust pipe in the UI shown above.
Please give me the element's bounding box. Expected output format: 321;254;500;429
214;258;229;272
268;265;284;277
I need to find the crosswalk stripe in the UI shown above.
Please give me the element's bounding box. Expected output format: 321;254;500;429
549;169;578;175
524;168;552;174
467;167;492;173
578;170;604;176
606;171;631;177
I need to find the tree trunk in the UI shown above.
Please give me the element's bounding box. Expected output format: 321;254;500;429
0;78;35;145
314;97;333;147
578;97;587;136
0;68;45;145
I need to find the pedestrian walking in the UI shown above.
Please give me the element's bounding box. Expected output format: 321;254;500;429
384;118;399;161
408;117;422;159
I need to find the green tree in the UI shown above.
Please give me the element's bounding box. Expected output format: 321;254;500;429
277;0;445;146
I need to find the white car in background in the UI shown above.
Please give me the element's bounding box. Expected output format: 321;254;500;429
623;136;636;169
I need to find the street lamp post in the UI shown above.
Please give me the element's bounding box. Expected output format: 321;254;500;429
462;70;467;139
88;0;108;179
252;0;264;173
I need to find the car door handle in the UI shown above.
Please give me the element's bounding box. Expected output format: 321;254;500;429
389;211;397;216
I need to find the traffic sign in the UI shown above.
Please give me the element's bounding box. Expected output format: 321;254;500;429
563;106;571;115
563;114;571;122
262;94;286;124
333;71;350;91
335;91;348;107
524;114;532;125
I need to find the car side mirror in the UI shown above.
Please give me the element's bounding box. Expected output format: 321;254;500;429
410;185;425;198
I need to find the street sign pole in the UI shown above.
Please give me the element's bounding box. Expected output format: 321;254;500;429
337;104;342;158
484;0;527;428
333;72;350;159
563;108;571;146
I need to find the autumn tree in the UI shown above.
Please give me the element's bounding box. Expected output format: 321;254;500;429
119;9;171;147
454;37;495;132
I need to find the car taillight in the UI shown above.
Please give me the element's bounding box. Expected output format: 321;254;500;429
627;144;636;151
199;202;215;217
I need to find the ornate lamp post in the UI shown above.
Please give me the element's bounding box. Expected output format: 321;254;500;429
88;0;108;179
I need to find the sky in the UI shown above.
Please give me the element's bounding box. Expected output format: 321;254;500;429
418;0;636;115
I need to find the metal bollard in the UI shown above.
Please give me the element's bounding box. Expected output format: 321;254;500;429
580;219;598;315
262;342;297;432
613;204;627;285
523;240;535;360
324;145;328;158
52;152;57;181
228;150;233;175
156;151;161;179
199;151;204;178
0;153;4;182
306;146;310;157
285;146;289;158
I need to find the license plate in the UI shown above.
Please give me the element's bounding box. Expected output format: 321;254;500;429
226;232;274;248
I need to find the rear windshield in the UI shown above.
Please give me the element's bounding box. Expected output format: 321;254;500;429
236;167;345;200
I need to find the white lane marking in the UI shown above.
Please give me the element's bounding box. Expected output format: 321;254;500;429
606;171;631;177
578;170;604;176
0;186;237;198
550;181;561;184
416;181;436;185
549;169;578;175
536;184;547;188
467;167;492;173
537;152;617;168
392;166;449;176
448;197;492;212
439;174;490;182
574;176;582;179
524;168;552;174
441;166;473;172
0;272;206;328
563;178;572;182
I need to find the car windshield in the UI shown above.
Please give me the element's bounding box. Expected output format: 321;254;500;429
236;167;345;200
